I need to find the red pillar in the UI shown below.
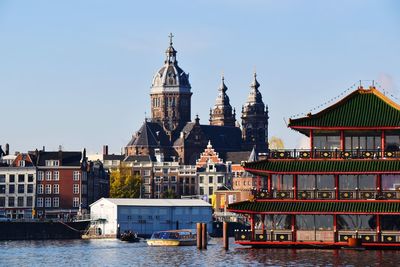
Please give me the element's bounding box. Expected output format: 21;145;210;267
333;214;338;242
340;130;345;151
250;214;255;240
376;214;381;243
257;176;261;191
293;174;298;200
267;174;272;192
310;129;314;158
381;130;385;156
377;174;382;193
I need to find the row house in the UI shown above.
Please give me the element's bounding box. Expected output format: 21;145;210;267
0;153;36;219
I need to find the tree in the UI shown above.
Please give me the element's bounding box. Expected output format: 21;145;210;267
269;136;285;150
110;165;142;198
162;188;177;199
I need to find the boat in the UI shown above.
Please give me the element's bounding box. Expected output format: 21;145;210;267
119;231;140;242
147;229;197;246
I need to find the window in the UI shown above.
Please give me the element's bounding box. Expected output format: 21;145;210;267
53;171;59;181
9;174;15;183
19;160;25;167
82;172;87;181
339;175;376;190
385;135;400;151
272;175;294;190
18;184;24;194
199;187;204;195
37;171;44;181
313;135;340;149
209;187;213;195
45;160;59;166
53;197;59;208
45;184;51;194
265;215;292;230
8;184;15;194
199;176;204;184
45;171;52;181
170;176;176;183
53;184;59;194
27;184;33;194
143;170;151;176
345;135;380;150
0;197;5;207
381;215;400;231
26;196;33;207
28;174;34;182
338;215;376;230
37;197;43;207
209;176;213;184
217;176;224;183
73;197;79;208
18;174;25;183
0;175;5;183
0;185;5;194
45;197;51;207
73;171;80;181
81;184;87;195
8;197;14;207
17;197;24;207
382;175;400;190
73;184;79;194
37;184;43;194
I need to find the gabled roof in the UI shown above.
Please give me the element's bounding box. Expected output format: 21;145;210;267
225;151;252;164
289;88;400;134
228;200;400;214
244;159;400;175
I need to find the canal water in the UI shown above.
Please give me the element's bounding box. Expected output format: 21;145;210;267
1;238;400;266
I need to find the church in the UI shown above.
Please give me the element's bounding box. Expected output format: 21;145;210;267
125;35;269;164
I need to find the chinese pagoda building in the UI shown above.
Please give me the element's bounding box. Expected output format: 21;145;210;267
228;84;400;248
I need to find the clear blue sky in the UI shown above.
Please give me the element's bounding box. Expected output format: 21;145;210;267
1;0;399;154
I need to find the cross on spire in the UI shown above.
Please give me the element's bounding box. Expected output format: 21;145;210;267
169;33;174;45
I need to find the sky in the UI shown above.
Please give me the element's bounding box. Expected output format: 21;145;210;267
0;0;399;155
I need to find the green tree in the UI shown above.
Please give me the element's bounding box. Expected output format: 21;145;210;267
110;165;142;198
162;188;177;199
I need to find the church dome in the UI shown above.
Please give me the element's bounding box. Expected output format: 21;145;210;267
151;34;191;93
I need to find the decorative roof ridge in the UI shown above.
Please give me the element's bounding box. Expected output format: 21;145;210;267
289;87;400;127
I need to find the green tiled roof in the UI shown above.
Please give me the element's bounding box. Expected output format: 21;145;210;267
289;88;400;129
227;200;400;214
244;159;400;175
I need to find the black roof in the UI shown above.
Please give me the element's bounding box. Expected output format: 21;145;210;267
200;125;242;152
123;155;153;162
103;154;125;161
126;121;170;148
37;151;82;166
224;151;252;164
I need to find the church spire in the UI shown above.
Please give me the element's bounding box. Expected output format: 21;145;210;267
165;33;177;64
209;75;236;127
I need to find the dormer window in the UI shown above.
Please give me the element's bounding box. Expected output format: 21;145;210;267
45;160;60;166
19;160;25;167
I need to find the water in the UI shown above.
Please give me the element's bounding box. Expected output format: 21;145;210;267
1;238;400;266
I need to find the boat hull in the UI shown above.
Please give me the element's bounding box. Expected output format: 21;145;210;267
147;239;196;246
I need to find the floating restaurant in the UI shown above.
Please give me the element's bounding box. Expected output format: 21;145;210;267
228;84;400;248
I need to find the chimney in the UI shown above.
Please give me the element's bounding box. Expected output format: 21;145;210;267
5;143;9;156
42;146;45;152
103;145;109;156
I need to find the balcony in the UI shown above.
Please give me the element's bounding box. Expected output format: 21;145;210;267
268;149;400;160
251;188;400;200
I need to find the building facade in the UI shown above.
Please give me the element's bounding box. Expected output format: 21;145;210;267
229;85;400;248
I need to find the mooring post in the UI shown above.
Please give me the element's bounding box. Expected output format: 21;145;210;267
223;222;229;250
197;223;202;249
201;223;207;249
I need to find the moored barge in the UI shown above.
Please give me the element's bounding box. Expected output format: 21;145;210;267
228;84;400;249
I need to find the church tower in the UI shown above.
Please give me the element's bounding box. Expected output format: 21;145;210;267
150;34;192;136
241;72;269;152
209;75;236;127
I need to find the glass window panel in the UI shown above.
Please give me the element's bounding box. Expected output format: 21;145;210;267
381;215;400;231
352;137;359;149
315;215;333;230
358;215;376;230
359;136;366;150
296;215;315;230
337;215;357;230
385;135;400;151
358;175;376;190
265;215;292;230
382;175;400;190
298;175;315;190
316;175;334;190
327;136;340;149
339;175;357;190
345;137;352;150
366;136;375;150
272;175;293;190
